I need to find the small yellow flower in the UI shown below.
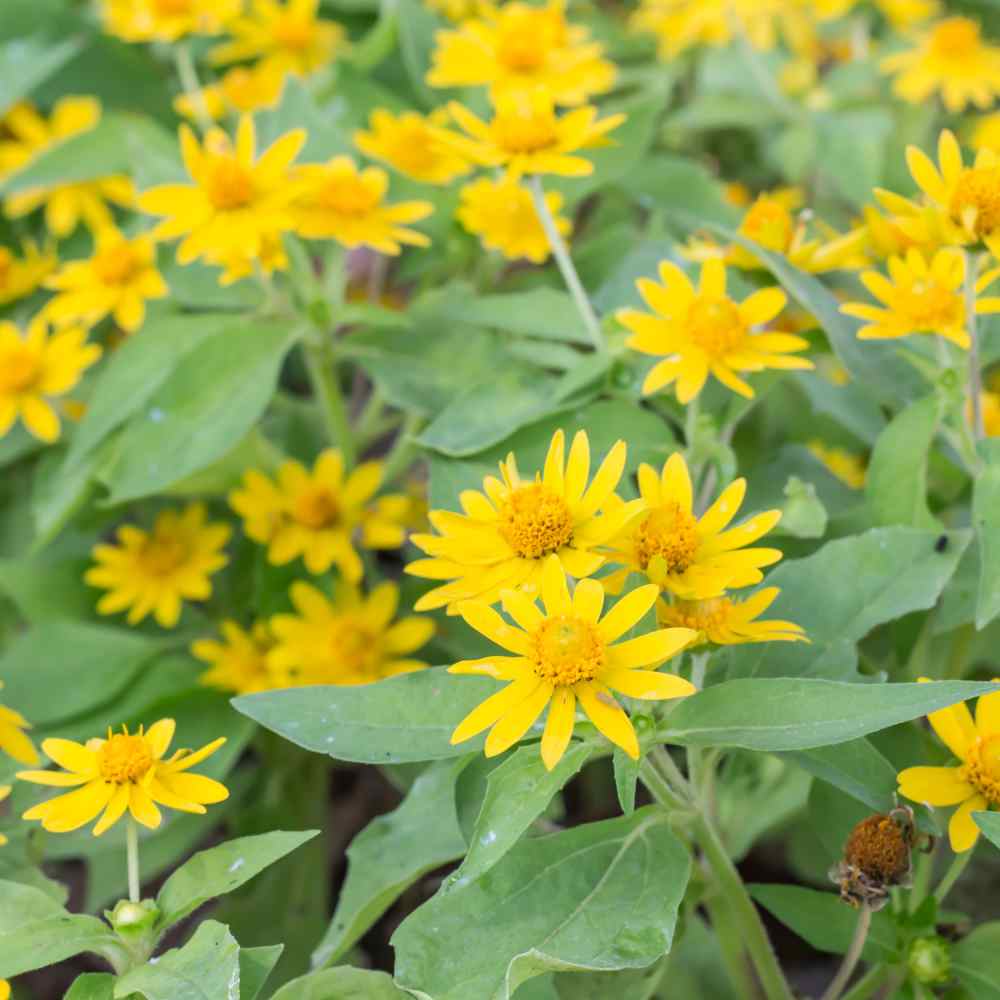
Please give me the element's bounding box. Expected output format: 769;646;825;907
449;556;696;769
407;429;641;613
17;719;228;836
269;580;434;685
229;450;411;580
434;89;624;181
194;621;278;695
457;176;571;263
619;258;812;403
0;318;100;443
427;0;615;106
291;156;433;252
0;685;39;766
850;204;930;264
600;453;782;600
355;109;470;185
840;248;1000;349
209;0;346;78
807;441;867;489
898;680;1000;852
629;0;731;60
174;62;288;122
657;587;807;646
101;0;241;42
85;503;231;628
0;240;57;306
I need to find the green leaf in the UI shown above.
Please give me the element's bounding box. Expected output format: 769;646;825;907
0;35;82;114
312;759;468;968
239;945;284;1000
553;961;667;1000
65;973;117;1000
792;372;884;445
974;445;1000;629
271;968;412;999
628;155;737;227
613;747;639;815
432;287;590;344
395;0;439;109
954;922;1000;1000
784;738;898;812
156;831;319;931
393;808;691;1000
815;108;893;206
974;812;1000;850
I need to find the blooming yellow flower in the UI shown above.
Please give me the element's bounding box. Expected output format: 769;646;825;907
0;240;56;306
0;319;100;443
194;621;278;695
657;587;806;647
101;0;241;42
850;204;931;264
449;556;696;769
457;176;571;263
619;258;812;403
85;503;231;628
207;230;289;287
229;450;411;580
881;16;1000;113
209;0;346;77
44;227;167;334
629;0;730;60
174;62;288;122
840;248;1000;349
139;116;305;271
291;157;433;252
807;441;867;489
0;686;39;766
427;0;615;106
898;681;1000;852
600;453;782;600
354;109;470;185
17;719;228;836
269;580;434;685
434;89;624;180
407;429;640;613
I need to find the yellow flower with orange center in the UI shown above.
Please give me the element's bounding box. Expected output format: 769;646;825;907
0;318;100;443
291;156;433;252
229;450;411;580
101;0;241;42
0;685;39;767
657;587;807;647
449;556;696;769
619;258;812;403
17;719;228;836
174;62;288;122
600;453;783;600
427;0;615;106
457;176;571;263
85;503;231;628
269;580;434;686
898;680;1000;852
807;441;867;490
355;109;471;185
406;429;641;614
193;621;279;695
0;240;56;306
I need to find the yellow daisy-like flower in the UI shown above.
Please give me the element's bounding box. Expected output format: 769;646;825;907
434;89;624;181
0;240;56;306
85;503;231;629
174;62;288;122
850;204;930;264
354;109;470;185
619;258;812;403
229;450;410;580
407;429;640;614
898;681;1000;852
427;0;615;106
209;0;346;78
193;620;278;695
291;156;433;252
600;453;782;600
269;580;434;686
0;686;39;766
629;0;731;60
807;441;867;490
101;0;241;42
457;176;571;263
0;318;100;443
881;16;1000;113
449;556;696;769
17;719;228;836
840;248;1000;349
657;587;807;647
139;115;305;271
44;227;167;334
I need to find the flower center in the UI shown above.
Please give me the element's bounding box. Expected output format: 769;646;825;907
740;198;794;253
530;615;605;686
685;297;747;356
272;14;315;51
929;17;981;59
100;733;154;783
494;101;559;154
659;596;730;635
329;619;381;677
206;158;255;211
497;483;574;559
140;536;186;576
0;343;40;393
0;248;12;288
94;242;141;285
316;176;381;216
961;735;1000;805
497;16;552;72
896;281;963;330
292;486;339;529
633;502;700;575
949;167;1000;237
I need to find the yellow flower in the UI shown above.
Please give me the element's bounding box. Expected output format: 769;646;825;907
0;686;39;766
101;0;241;42
406;429;640;613
850;204;930;264
881;16;1000;113
193;620;278;695
269;580;434;685
0;240;57;306
976;389;1000;437
877;0;940;30
354;109;470;185
209;0;346;78
807;441;867;489
457;176;571;263
0;318;100;443
85;503;231;628
17;719;228;836
619;258;812;403
426;0;483;21
434;89;624;180
449;556;697;769
44;227;167;333
291;156;433;252
898;681;1000;852
629;0;731;60
427;0;615;106
657;587;807;647
174;62;288;122
840;248;1000;349
600;453;782;600
229;450;411;580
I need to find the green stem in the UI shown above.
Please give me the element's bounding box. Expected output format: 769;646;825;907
638;758;686;810
126;818;140;904
839;965;888;1000
173;42;213;134
650;745;692;798
704;892;761;1000
908;837;938;913
965;249;984;442
820;903;871;1000
381;411;426;486
303;342;356;466
934;848;973;904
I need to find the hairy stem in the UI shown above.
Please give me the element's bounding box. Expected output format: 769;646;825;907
126;818;140;904
839;965;888;1000
934;848;973;904
303;341;356;466
705;892;762;1000
820;903;871;1000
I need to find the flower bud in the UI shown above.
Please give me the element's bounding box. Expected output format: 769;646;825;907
107;898;160;935
907;936;951;985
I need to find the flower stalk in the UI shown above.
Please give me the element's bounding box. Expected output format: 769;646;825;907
819;902;872;1000
303;341;356;467
126;817;140;904
933;848;973;904
172;42;213;135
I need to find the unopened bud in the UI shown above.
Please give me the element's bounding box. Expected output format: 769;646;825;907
908;936;951;984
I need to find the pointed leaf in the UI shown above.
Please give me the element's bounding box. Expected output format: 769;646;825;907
271;968;411;999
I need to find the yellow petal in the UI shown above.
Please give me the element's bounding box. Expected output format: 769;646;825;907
604;668;697;701
145;719;175;760
577;683;639;759
660;453;692;511
128;784;162;829
975;684;1000;737
608;628;696;669
948;794;987;853
543;429;565;495
572;578;604;623
922;680;977;759
540;555;571;617
92;785;130;837
483;682;551;757
459;602;531;655
40;738;98;776
541;688;576;771
898;766;974;806
451;677;541;744
598;585;660;642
